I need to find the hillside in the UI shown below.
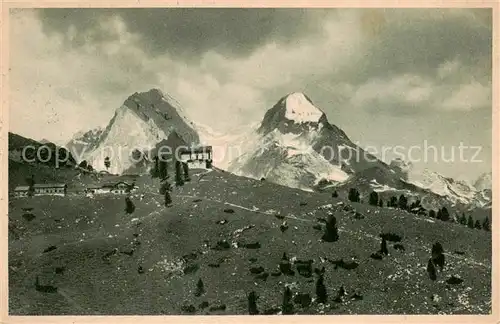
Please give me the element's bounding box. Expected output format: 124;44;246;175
8;169;491;315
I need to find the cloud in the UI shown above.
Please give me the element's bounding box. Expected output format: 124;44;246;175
9;8;492;155
36;8;333;61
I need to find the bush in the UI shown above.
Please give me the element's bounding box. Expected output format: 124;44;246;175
332;191;338;198
380;237;388;255
194;278;205;297
429;210;436;218
378;199;383;207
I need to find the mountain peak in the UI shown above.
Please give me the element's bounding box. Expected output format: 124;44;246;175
283;92;324;124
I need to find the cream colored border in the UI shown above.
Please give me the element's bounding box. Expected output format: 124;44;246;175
0;1;498;323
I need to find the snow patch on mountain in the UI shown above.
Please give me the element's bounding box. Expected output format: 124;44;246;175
284;92;324;123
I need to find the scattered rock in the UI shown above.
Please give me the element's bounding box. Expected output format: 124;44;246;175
216;219;228;225
54;267;65;274
209;304;226;312
370;252;383;260
255;272;269;281
263;307;281;315
183;263;200;275
330;259;359;270
312;224;323;231
181;304;196;313
212;240;231;250
192;199;202;203
274;214;285;220
270;270;282;277
121;249;134;256
249;257;258;263
42;246;57;253
223;208;235;214
138;266;145;274
199;301;209;309
380;233;402;242
182;253;198;262
299;202;308;206
453;250;465;255
250;266;265;274
293;293;312;308
446;276;464;285
350;292;363;301
295;260;313;278
280;221;289;233
393;244;405;251
241;242;261;249
22;213;36;222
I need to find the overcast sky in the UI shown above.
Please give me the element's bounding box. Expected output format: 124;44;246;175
9;8;492;181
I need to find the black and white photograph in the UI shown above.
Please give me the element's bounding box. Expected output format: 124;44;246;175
2;4;497;318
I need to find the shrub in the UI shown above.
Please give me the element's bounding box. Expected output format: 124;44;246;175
429;210;436;218
332;191;339;198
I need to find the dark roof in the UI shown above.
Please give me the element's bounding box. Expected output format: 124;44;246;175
33;184;67;188
178;146;213;154
101;181;131;188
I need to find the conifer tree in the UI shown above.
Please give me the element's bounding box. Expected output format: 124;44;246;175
429;210;436;218
427;258;437;281
482;217;490;231
175;160;184;187
378;199;383;207
182;162;191;182
321;214;339;242
467;215;474;228
248;291;259;315
125;197;135;214
398;195;408;210
439;207;450;222
194;278;205;297
474;220;482;230
380;237;388;255
332;191;339;198
369;191;379;206
315;275;328;304
282;287;294;315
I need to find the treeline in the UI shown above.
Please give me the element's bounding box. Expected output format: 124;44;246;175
344;188;490;232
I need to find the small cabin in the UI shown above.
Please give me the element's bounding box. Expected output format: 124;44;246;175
86;181;135;195
33;183;67;196
178;146;213;169
13;186;30;197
